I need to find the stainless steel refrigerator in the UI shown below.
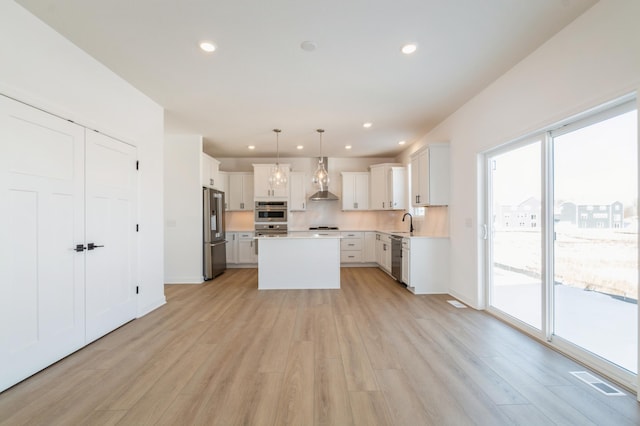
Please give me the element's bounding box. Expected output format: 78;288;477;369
203;187;227;280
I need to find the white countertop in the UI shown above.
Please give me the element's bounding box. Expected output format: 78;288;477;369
231;229;447;239
255;233;342;239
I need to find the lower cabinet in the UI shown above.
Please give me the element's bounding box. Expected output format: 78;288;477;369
402;238;450;294
374;233;392;272
364;232;377;262
340;231;363;263
226;232;238;264
237;232;258;264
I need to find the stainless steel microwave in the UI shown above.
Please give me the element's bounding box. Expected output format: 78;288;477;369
254;201;288;222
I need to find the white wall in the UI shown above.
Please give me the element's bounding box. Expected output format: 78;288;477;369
401;1;640;308
0;1;166;315
164;135;204;283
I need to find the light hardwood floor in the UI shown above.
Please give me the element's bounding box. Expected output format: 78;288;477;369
1;267;639;425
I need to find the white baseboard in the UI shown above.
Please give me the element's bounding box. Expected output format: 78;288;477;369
137;296;166;318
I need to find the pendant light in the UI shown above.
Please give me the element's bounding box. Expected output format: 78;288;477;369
312;129;329;191
269;129;287;189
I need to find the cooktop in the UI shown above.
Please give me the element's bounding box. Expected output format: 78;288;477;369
308;226;339;230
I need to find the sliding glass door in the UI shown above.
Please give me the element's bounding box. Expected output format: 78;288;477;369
486;97;638;384
487;139;543;330
552;106;637;374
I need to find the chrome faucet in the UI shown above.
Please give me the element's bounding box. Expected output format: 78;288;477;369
402;212;414;233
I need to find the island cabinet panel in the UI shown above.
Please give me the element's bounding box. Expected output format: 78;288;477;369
341;172;369;211
258;236;340;289
227;172;253;211
253;164;290;199
410;144;449;206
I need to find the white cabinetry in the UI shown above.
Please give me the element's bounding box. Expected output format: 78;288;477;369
227;172;254;211
364;232;377;262
369;164;406;210
201;153;221;190
253;164;290;199
375;233;392;272
289;171;307;211
401;237;449;294
218;171;229;210
401;239;410;284
341;172;369;211
226;232;238;264
410;144;449;206
238;232;258;264
340;231;363;263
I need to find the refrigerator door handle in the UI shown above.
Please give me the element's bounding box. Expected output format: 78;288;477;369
209;240;228;247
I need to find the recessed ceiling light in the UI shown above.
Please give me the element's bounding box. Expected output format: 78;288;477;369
199;41;216;53
248;145;255;150
399;140;406;145
345;145;352;150
401;43;417;55
300;41;317;52
363;122;372;129
296;145;304;150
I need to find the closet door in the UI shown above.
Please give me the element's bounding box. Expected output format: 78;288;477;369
0;95;86;392
85;131;138;343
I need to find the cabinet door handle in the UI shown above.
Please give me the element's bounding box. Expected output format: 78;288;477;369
240;202;244;209
87;243;104;250
382;202;385;208
303;202;305;209
74;244;86;252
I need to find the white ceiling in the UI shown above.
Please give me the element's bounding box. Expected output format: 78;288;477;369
17;0;596;158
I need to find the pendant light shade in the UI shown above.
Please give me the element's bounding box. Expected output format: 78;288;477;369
312;129;330;191
269;129;287;189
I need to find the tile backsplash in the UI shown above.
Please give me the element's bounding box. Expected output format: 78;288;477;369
226;204;448;236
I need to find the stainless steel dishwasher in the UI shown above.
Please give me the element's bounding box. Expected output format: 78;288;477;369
390;235;403;282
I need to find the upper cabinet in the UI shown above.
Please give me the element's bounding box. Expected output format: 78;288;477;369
369;163;406;210
410;144;449;206
253;164;290;199
341;172;369;211
201;153;222;190
289;171;307;211
227;172;254;211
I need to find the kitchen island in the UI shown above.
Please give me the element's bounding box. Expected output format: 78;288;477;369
256;233;341;289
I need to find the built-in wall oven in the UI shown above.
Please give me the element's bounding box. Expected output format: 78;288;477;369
254;223;288;255
255;201;288;223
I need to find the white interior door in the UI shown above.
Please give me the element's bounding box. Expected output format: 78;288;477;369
85;131;137;343
0;95;86;391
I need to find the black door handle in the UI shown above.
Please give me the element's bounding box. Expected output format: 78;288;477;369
87;243;104;250
74;244;86;252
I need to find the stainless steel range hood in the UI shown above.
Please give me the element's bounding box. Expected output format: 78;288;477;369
309;157;339;201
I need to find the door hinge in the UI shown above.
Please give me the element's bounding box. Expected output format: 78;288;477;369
136;160;139;170
136;286;139;294
136;224;139;232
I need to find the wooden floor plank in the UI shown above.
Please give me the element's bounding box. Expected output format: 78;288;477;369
314;358;354;425
335;314;379;391
1;267;638;426
274;340;315;426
